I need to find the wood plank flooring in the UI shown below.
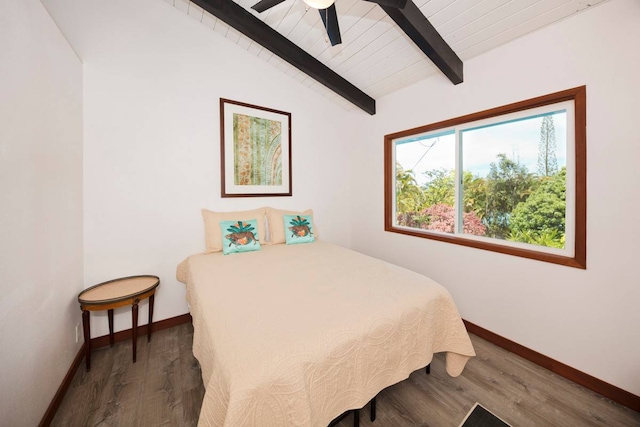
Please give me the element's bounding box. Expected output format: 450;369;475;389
51;323;640;427
51;322;204;427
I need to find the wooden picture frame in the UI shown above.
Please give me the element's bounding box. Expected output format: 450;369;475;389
220;98;292;197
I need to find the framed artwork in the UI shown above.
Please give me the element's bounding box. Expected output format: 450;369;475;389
220;98;292;197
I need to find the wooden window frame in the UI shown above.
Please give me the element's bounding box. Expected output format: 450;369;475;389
384;86;586;269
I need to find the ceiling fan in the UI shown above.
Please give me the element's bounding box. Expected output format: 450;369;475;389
251;0;409;46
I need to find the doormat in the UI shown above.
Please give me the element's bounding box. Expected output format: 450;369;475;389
459;403;511;427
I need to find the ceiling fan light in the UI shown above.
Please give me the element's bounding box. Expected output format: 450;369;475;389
302;0;335;9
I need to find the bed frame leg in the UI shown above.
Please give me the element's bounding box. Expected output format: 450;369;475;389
370;397;376;422
426;363;431;375
353;409;360;427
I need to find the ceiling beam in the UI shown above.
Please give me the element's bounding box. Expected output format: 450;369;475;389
192;0;376;115
377;0;463;84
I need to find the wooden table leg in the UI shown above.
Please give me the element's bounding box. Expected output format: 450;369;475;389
132;301;138;363
370;397;376;422
108;309;114;347
148;293;154;343
82;310;91;372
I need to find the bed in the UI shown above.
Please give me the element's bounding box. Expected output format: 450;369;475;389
177;235;475;427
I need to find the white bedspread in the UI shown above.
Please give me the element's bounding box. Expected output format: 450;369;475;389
177;241;475;427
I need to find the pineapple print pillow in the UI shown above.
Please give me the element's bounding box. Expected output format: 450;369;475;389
219;219;262;255
283;215;315;245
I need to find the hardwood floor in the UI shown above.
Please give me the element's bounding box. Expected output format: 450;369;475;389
51;323;639;427
51;322;204;427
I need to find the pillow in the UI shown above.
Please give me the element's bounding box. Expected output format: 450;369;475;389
202;207;266;253
219;219;262;255
266;207;318;245
284;214;315;245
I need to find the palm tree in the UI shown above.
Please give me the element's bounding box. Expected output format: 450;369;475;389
396;164;425;225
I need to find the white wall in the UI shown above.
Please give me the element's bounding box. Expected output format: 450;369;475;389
41;0;362;337
0;0;84;424
350;0;640;395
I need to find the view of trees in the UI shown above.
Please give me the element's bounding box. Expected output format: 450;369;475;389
538;115;558;177
396;116;566;248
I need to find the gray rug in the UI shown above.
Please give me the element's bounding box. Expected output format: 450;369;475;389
459;403;511;427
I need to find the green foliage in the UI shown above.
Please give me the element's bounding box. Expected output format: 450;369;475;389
484;154;536;239
509;168;566;248
395;164;430;228
394;154;566;250
422;169;488;218
395;164;425;215
462;171;487;219
508;229;565;249
422;169;455;207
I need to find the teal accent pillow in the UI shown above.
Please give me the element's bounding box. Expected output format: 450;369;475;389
284;214;315;245
219;219;262;255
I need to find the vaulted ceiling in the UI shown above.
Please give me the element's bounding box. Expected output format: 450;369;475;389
165;0;606;114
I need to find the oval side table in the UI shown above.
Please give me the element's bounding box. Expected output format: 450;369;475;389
78;275;160;371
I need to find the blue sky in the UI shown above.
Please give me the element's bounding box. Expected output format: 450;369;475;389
395;112;567;186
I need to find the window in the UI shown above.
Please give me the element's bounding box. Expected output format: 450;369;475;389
384;87;586;268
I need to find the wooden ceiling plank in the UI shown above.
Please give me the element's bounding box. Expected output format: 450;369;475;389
314;5;387;61
437;0;511;37
418;0;456;17
451;0;570;53
275;3;307;37
330;21;402;72
333;0;377;35
263;0;296;30
284;0;338;41
192;0;376;115
302;1;379;64
309;0;378;55
377;0;463;84
359;41;426;84
457;0;580;59
338;29;410;77
428;0;484;28
296;11;333;52
412;0;431;8
442;0;537;52
363;59;435;96
327;14;397;62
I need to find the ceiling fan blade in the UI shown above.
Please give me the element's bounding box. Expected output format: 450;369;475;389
252;0;287;13
319;4;342;46
363;0;408;8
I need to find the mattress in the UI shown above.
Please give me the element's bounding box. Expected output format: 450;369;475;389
177;240;475;426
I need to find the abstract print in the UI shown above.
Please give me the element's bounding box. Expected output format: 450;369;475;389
233;113;282;186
